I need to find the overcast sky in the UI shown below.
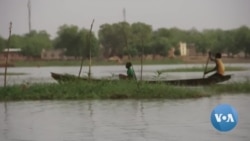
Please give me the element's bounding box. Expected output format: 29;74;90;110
1;0;250;39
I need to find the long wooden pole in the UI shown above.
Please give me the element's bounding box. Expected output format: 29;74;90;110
78;19;95;78
4;22;12;87
88;19;95;80
203;52;210;79
27;0;31;33
140;38;144;81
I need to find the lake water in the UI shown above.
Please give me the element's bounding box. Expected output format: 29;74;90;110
0;63;250;86
0;95;250;141
0;64;250;141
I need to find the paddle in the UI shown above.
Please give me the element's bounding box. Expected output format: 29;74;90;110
203;51;210;79
131;65;137;81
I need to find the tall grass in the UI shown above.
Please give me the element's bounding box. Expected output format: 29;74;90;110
0;81;203;101
207;81;250;94
1;80;250;101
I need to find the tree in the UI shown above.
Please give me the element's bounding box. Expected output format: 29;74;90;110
167;27;188;47
9;35;26;49
0;36;6;52
98;22;130;57
149;37;170;56
22;30;52;57
221;30;237;57
54;24;99;58
153;28;171;39
151;28;172;56
130;22;152;55
54;25;80;58
185;30;208;54
234;26;250;58
79;29;99;58
200;29;220;53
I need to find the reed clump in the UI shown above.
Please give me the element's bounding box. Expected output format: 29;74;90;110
0;80;204;101
207;80;250;94
1;80;250;101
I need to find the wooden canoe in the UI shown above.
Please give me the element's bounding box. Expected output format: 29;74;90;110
51;72;88;82
51;72;231;86
146;75;231;86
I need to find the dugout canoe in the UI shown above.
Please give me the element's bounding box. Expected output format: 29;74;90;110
146;74;231;86
51;72;88;82
51;72;231;86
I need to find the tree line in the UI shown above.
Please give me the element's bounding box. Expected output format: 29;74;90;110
0;22;250;58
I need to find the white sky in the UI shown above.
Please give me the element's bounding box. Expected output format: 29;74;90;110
0;0;250;39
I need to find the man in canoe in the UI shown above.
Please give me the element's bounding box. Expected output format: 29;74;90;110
119;62;136;80
204;52;225;78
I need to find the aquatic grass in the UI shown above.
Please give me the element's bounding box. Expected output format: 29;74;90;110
207;81;250;95
0;72;27;75
1;80;250;101
0;80;203;101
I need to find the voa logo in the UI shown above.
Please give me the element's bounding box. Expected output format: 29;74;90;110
210;104;238;132
214;113;235;123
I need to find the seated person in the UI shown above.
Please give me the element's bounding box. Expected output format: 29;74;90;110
204;52;225;78
119;62;136;80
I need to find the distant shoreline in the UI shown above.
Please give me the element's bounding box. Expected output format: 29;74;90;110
183;57;250;64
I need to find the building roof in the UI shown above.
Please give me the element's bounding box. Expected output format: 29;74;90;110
3;48;21;52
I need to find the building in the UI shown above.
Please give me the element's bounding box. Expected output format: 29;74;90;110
179;42;187;56
41;48;66;60
0;48;25;61
187;45;199;56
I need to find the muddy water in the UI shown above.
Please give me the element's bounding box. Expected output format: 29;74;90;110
0;63;250;86
0;94;250;141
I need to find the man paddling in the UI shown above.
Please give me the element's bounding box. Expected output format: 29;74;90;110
204;52;225;78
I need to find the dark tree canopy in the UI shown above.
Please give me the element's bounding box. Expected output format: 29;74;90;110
0;36;6;51
54;24;99;58
1;21;250;59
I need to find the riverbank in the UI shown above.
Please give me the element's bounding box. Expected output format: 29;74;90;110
0;72;27;76
0;81;249;101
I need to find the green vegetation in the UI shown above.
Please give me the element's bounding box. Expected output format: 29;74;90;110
208;81;250;94
0;72;26;75
0;80;250;101
9;31;52;57
158;66;248;73
0;36;6;52
0;81;204;101
1;22;250;59
54;25;99;58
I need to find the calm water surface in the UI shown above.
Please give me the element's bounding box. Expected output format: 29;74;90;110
0;95;250;141
0;63;250;86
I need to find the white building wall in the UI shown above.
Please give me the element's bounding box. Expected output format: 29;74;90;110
179;42;187;56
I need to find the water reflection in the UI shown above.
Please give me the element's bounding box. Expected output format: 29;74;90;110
0;95;250;141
